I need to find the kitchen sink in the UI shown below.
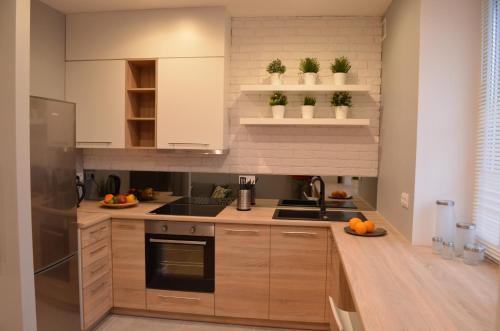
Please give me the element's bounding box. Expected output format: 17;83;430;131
277;199;357;209
272;209;366;222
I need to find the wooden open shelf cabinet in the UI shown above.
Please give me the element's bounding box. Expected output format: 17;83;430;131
125;59;157;148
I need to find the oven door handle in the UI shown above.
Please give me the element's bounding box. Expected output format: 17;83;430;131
149;238;207;246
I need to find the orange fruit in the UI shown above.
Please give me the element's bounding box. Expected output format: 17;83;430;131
354;221;367;235
349;217;362;230
104;194;114;204
364;220;375;232
126;194;136;203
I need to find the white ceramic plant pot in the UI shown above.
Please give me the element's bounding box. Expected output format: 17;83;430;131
303;72;317;85
333;72;347;85
272;105;286;119
334;106;349;119
301;105;315;119
270;73;282;85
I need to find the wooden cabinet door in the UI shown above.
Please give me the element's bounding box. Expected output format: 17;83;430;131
111;219;146;309
157;57;226;151
215;224;270;319
66;60;125;148
270;226;327;323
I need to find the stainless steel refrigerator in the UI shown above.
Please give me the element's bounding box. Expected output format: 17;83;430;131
30;96;81;331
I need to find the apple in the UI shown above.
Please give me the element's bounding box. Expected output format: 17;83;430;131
117;194;127;204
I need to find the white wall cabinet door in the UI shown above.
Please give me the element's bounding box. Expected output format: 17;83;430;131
157;57;226;151
66;60;125;148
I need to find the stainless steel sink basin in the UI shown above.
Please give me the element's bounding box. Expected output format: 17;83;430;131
277;199;357;209
272;209;366;222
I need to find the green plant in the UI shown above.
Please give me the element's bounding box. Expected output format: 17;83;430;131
269;92;288;106
331;92;352;107
330;56;351;73
299;57;320;73
266;58;286;74
304;96;316;106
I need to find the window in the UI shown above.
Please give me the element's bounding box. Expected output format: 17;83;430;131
474;0;500;262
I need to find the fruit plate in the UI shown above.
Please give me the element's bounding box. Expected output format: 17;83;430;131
344;226;387;237
328;195;353;200
99;200;139;208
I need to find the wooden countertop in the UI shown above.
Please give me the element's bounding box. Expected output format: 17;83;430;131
77;210;111;229
77;199;498;330
330;212;498;331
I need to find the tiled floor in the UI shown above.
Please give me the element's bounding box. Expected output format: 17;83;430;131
95;315;310;331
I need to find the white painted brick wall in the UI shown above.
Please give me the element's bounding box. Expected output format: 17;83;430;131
84;16;381;176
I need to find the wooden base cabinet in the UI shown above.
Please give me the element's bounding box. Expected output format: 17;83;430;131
270;226;328;323
215;224;270;319
112;219;146;309
79;220;112;330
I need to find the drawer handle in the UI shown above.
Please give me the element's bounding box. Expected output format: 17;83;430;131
224;229;259;234
149;238;206;246
117;224;135;230
281;231;317;236
90;263;106;275
91;280;108;294
90;245;107;255
90;226;107;235
157;295;201;302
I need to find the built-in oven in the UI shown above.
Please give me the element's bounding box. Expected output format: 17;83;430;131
145;220;215;293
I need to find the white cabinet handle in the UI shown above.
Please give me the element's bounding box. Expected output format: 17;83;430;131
77;141;111;144
158;295;201;302
281;231;317;237
224;229;259;234
168;142;209;145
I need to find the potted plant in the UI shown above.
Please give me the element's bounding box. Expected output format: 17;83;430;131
269;92;288;119
330;56;351;85
299;57;320;85
302;96;316;119
330;91;352;119
267;58;286;85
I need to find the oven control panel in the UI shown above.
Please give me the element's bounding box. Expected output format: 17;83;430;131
146;220;214;237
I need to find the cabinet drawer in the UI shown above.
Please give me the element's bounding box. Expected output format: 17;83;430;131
82;272;112;329
82;237;111;268
147;289;214;316
82;255;111;289
81;221;110;249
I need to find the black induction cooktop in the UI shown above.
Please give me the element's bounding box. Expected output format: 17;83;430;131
149;196;230;217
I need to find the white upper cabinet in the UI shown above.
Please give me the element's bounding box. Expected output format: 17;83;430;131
66;8;228;60
157;57;227;151
66;60;125;148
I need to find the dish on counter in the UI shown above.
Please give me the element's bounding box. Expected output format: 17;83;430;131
329;190;352;199
344;226;387;237
100;193;139;208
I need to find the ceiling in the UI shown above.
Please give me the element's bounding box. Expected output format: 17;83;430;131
40;0;392;16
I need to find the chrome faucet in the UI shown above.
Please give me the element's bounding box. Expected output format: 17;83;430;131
310;176;326;214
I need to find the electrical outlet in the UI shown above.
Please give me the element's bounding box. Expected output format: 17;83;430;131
400;192;409;209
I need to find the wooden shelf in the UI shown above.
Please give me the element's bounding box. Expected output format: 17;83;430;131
240;84;370;93
127;117;156;121
126;60;157;148
239;118;370;126
127;88;156;93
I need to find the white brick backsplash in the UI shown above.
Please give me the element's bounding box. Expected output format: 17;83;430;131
84;16;381;176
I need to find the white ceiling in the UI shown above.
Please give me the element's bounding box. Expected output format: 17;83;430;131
40;0;392;17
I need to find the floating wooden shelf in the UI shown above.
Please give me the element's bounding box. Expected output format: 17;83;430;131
240;84;370;93
125;59;157;148
127;117;156;121
239;118;370;126
127;87;156;93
